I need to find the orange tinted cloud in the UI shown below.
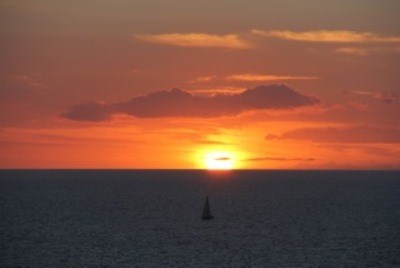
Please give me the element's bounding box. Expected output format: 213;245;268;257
189;76;218;83
335;46;400;56
134;33;254;49
335;47;370;56
252;30;400;43
187;86;244;95
226;74;319;82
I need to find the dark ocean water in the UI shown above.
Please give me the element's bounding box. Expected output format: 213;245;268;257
1;170;399;267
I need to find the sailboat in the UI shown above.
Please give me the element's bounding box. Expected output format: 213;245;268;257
201;196;214;220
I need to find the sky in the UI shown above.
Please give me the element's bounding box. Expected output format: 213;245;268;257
1;0;399;169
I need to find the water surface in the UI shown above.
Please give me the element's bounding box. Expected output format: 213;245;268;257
1;170;399;266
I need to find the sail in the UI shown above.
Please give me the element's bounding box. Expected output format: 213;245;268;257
202;196;214;220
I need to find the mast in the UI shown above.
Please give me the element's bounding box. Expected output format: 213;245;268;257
202;196;214;220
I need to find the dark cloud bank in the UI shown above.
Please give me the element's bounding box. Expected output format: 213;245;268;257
63;84;319;122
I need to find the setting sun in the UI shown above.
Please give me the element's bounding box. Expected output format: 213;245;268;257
204;151;235;170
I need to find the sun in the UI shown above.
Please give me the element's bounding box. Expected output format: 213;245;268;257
204;151;235;170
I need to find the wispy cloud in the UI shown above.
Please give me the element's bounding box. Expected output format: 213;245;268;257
188;74;318;84
215;157;231;161
187;86;245;95
193;139;229;145
246;157;315;162
12;74;44;88
335;46;400;56
252;30;400;43
225;74;319;82
189;76;218;83
134;33;254;49
335;47;370;56
352;91;398;104
267;126;400;144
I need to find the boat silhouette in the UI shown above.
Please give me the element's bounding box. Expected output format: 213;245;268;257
201;196;214;220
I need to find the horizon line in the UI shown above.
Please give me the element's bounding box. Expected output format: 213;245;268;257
0;168;398;172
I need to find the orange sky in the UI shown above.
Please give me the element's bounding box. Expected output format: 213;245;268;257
1;0;399;169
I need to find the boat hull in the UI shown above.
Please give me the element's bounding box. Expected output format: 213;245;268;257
201;215;214;220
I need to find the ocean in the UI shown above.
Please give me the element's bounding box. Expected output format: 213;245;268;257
1;170;399;267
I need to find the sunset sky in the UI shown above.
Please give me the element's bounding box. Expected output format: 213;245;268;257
1;0;399;169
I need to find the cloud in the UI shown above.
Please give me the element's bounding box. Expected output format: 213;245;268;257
61;102;111;122
225;74;319;82
188;74;319;85
12;74;45;88
134;33;254;49
63;84;319;122
194;139;229;145
352;91;398;104
252;30;400;43
267;126;400;144
187;87;245;95
335;46;400;56
335;47;370;56
215;157;231;161
246;157;315;162
189;76;218;83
